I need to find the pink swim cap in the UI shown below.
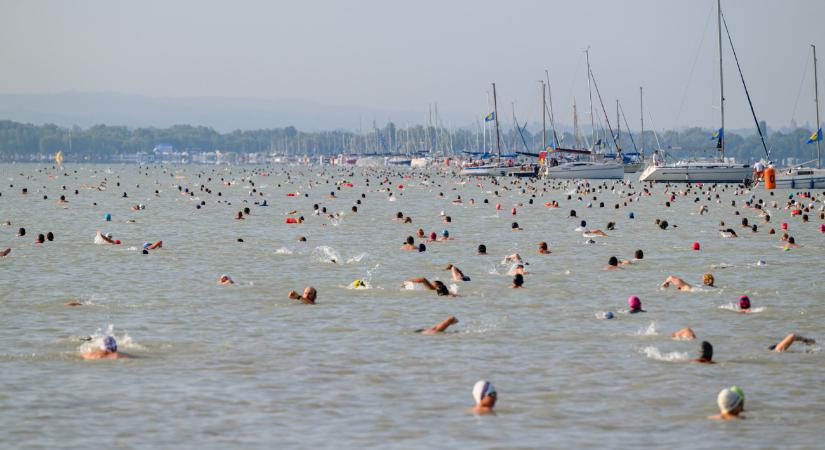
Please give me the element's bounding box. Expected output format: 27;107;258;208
781;222;788;230
820;224;825;233
738;295;751;310
692;242;700;250
628;295;641;310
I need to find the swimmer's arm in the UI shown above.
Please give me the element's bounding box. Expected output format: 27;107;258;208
409;277;436;290
288;290;301;300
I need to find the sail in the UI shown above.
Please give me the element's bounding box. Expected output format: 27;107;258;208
55;150;63;165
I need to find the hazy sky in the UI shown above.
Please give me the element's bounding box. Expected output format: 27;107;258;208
1;0;824;130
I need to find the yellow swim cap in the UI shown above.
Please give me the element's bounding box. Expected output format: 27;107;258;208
352;279;362;287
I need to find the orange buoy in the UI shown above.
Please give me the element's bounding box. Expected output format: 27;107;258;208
764;167;776;189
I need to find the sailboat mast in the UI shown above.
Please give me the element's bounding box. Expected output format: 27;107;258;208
616;99;620;144
717;0;726;161
541;80;547;151
573;97;580;149
492;83;502;164
586;48;595;151
813;44;821;169
640;86;644;156
546;70;560;148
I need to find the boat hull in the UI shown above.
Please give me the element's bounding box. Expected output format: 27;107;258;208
460;165;538;177
639;164;752;183
545;162;624;179
773;169;825;189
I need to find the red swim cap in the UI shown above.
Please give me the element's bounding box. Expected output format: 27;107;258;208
692;242;700;250
781;222;788;230
114;239;121;245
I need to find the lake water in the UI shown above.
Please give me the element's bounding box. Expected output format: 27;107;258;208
1;163;823;449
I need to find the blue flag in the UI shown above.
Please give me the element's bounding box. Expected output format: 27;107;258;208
711;128;723;140
807;128;822;144
484;112;495;122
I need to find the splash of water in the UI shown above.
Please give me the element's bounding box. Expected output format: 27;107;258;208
640;346;689;362
78;324;142;353
313;245;341;264
635;322;658;336
275;247;293;255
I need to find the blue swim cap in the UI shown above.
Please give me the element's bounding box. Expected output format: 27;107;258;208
143;242;151;249
442;229;449;237
605;311;615;319
105;213;111;221
629;212;635;219
102;336;117;352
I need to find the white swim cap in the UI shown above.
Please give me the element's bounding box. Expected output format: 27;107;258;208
472;380;496;404
105;232;113;239
717;388;742;414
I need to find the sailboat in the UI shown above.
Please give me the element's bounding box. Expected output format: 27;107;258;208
772;44;825;189
639;0;752;183
460;83;537;177
545;49;624;180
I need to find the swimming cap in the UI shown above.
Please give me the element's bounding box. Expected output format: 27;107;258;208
472;380;496;404
105;232;113;239
717;388;742;414
605;311;615;319
102;336;117;352
352;279;363;287
738;295;751;309
442;230;449;237
628;295;641;310
105;213;111;221
730;385;745;409
629;212;635;219
781;222;788;230
692;242;700;251
143;242;151;249
820;224;825;233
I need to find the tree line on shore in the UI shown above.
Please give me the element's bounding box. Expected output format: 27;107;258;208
0;119;819;164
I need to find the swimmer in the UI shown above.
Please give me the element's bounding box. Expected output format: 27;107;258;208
218;274;234;285
403;277;454;297
703;273;715;287
350;279;367;289
96;231;116;244
605;256;629;270
660;275;692;291
143;240;162;250
416;316;459;335
438;230;451;241
81;336;129;359
288;286;317;304
401;236;416;250
538;242;550;254
628;295;645;313
769;333;816;352
719;228;738;238
708;388;744;420
444;264;470;281
737;295;751;312
671;327;696;340
477;244;487;255
693;341;715;364
467;380;497;415
584;229;609;237
510;273;524;288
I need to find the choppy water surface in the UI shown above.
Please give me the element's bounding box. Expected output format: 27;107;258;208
1;163;824;449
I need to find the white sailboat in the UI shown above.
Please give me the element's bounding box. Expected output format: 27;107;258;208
773;44;825;189
545;48;624;180
640;0;752;183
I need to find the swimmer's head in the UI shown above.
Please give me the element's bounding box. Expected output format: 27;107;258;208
352;279;363;288
405;236;414;245
101;336;117;352
716;387;742;415
442;229;449;237
604;311;615;319
433;280;449;296
472;380;497;407
628;295;641;311
699;341;713;361
738;295;751;310
608;256;619;267
477;244;487;255
429;232;436;240
512;273;524;287
105;232;113;239
143;242;151;249
418;243;426;252
703;273;714;286
634;249;643;259
580;220;586;228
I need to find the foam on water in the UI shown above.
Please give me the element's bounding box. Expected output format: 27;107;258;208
78;324;143;354
635;322;658;336
640;346;689;362
719;302;766;313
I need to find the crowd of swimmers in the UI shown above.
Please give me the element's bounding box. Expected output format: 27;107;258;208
3;164;823;420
